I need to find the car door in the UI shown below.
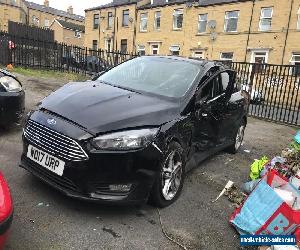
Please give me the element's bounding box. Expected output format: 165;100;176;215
192;72;223;152
192;69;237;151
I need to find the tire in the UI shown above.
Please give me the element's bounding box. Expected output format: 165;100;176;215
149;141;185;208
226;121;246;154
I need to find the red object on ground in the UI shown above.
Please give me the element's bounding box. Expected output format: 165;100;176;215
0;172;13;250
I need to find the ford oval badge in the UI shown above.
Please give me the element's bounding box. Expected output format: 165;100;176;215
47;118;57;125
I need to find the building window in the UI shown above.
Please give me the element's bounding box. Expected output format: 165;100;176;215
259;7;273;31
32;15;39;26
173;9;183;30
193;51;205;59
150;44;159;55
224;11;239;32
120;39;127;53
105;39;112;51
297;8;300;30
290;53;300;76
140;13;148;32
122;9;129;26
220;52;234;61
10;0;16;5
154;11;161;30
169;45;180;56
92;40;98;50
251;50;269;73
44;19;50;28
137;45;146;55
108;12;113;29
74;31;81;38
93;14;99;29
198;14;208;33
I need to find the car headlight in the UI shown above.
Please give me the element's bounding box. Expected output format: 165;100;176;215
0;76;22;92
92;128;159;150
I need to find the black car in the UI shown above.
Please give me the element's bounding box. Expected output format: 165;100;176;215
20;56;249;207
0;69;25;128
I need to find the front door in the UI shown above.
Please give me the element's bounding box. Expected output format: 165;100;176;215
193;73;223;152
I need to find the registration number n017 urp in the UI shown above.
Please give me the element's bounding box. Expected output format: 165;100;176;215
27;145;65;176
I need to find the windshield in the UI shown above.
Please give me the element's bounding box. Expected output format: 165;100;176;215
97;57;200;98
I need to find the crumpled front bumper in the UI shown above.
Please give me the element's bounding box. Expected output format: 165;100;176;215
20;137;163;205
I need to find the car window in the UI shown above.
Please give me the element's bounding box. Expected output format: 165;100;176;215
221;72;230;91
97;57;200;98
212;74;223;97
200;82;213;100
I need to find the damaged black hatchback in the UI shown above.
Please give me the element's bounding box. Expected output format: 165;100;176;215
20;56;249;207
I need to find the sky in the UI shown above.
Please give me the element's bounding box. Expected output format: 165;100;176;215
31;0;111;16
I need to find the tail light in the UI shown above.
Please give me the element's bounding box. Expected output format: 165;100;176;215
0;172;13;223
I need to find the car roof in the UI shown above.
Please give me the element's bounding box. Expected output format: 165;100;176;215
141;55;224;70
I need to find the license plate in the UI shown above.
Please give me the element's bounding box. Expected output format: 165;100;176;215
27;145;65;176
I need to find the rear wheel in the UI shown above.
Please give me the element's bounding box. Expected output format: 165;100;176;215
149;142;185;207
227;122;246;154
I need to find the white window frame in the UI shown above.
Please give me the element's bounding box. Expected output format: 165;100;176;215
105;39;112;51
259;7;273;31
150;43;160;55
154;11;161;30
220;52;234;61
173;9;183;30
297;7;300;30
140;13;148;32
137;45;146;55
250;50;269;64
169;45;180;56
44;19;50;28
224;10;239;32
74;31;81;38
198;14;208;33
290;53;300;64
289;53;300;78
108;12;113;29
193;50;205;59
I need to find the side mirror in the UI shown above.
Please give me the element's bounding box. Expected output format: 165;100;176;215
195;96;208;109
92;71;106;81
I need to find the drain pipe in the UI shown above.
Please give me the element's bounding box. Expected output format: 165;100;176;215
281;0;294;65
244;0;255;62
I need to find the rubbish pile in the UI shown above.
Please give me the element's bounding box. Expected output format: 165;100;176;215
221;130;300;244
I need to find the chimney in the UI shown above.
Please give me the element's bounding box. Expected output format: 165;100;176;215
44;0;49;7
67;6;73;15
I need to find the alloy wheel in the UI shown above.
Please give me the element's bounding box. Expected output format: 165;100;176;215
161;150;183;201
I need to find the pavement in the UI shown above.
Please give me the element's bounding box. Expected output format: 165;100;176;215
0;73;298;250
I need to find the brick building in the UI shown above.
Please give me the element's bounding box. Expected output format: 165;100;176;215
0;0;84;45
84;0;300;65
50;19;85;47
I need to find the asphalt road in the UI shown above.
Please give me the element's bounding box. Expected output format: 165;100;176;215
0;73;298;250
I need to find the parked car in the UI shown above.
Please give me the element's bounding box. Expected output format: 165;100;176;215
20;56;250;207
61;51;111;73
0;171;13;249
0;69;25;128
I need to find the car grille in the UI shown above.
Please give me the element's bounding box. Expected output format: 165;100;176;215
24;157;79;193
24;119;88;162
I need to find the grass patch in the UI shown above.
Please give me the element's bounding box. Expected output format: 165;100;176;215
10;67;88;82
